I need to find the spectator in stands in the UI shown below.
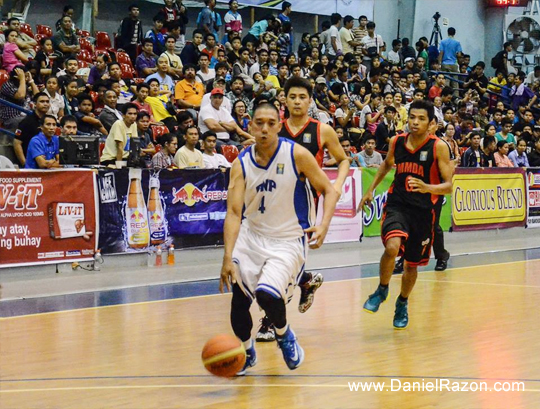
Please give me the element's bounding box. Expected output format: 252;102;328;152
1;29;29;72
0;18;37;59
359;134;383;168
528;137;540;167
200;33;219;68
438;27;462;90
201;130;231;168
62;78;80;115
339;15;360;58
55;5;75;32
100;103;139;166
243;15;275;46
136;39;158;78
374;106;397;152
1;67;37;131
146;78;177;130
428;73;445;100
135;112;156;164
161;36;183;79
60;115;78;136
224;0;242;37
297;33;311;58
98;90;123;132
76;94;108;135
145;14;166;56
327;13;342;58
180;29;203;66
34;37;58;79
481;136;497;167
198;88;252;149
24;115;60;169
231;99;250;132
175;64;205;110
509;138;530;167
361;22;384;73
488;69;507;95
174;125;203;168
510;72;537;111
461;132;483;167
152;132;178;169
277;22;292;60
352;15;368;59
495;118;516;149
326;138;365;168
201;76;232;110
198;0;221;39
416;40;429;70
494;140;514;167
160;0;188;44
400;38;416;62
145;56;175;93
387;39;402;67
13;92;50;166
132;83;154;119
57;58;84;91
52;15;80;58
464;61;488;96
43;76;64;120
174;111;194;143
88;53;111;86
118;4;143;63
226;76;251;111
196;53;216;87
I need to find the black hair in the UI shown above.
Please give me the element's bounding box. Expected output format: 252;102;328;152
40;114;57;125
252;102;280;118
176;110;193;124
409;99;435;122
496;139;509;150
330;13;342;25
366;21;376;30
344;15;354;25
32;91;49;103
182;64;197;74
322;21;331;31
77;93;94;109
121;103;139;115
448;27;456;36
137;111;150;121
282;1;291;11
284;76;313;98
159;133;177;146
483;136;496;149
202;130;218;140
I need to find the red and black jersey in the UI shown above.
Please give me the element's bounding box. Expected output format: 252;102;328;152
387;133;442;210
278;118;324;168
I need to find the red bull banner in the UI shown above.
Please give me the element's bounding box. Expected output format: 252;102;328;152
0;169;98;267
527;168;540;228
97;168;229;254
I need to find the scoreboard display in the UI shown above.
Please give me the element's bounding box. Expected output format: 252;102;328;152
486;0;528;6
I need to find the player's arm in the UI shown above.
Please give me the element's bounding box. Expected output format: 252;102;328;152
294;144;340;249
357;135;397;213
320;123;350;195
220;159;245;292
408;139;453;195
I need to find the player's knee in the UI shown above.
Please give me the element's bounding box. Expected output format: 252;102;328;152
231;284;252;310
255;289;281;310
385;238;402;257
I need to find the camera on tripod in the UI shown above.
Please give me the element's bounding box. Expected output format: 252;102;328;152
433;12;441;22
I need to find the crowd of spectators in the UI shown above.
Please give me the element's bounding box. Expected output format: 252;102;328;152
1;0;540;170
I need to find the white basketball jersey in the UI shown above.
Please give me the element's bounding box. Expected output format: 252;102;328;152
238;138;315;240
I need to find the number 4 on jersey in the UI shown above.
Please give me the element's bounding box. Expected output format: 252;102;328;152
258;196;266;213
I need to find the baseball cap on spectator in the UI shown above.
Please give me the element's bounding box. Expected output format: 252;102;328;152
404;57;415;63
211;88;224;96
315;77;327;85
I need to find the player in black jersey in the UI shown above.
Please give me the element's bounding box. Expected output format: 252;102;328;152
256;77;349;342
358;100;453;329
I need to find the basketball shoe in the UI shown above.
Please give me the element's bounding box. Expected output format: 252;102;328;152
236;342;257;376
393;257;404;274
298;272;324;313
255;316;275;342
363;285;389;313
393;297;409;329
276;327;304;370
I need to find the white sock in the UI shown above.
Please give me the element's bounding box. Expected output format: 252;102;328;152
275;324;289;337
243;338;253;350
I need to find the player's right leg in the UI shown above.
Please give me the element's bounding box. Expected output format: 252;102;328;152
231;284;258;376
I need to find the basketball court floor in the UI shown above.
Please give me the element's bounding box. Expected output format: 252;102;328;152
1;243;540;409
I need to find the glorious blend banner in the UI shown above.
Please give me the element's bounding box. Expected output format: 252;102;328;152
0;169;98;267
97;168;229;254
527;168;540;228
452;168;527;231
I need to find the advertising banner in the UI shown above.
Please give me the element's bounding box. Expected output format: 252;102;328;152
97;168;229;254
452;168;527;231
526;168;540;228
316;168;362;243
217;0;374;17
0;169;98;268
361;168;452;237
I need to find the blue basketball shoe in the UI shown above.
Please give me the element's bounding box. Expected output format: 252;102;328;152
236;342;257;376
276;327;304;370
393;297;409;330
363;285;389;313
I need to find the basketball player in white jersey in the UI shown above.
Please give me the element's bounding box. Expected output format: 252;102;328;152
220;103;339;374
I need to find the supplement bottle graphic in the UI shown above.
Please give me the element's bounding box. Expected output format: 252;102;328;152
148;176;166;245
126;168;150;249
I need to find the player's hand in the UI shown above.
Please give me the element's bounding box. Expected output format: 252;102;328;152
357;191;374;214
408;177;429;193
304;225;328;249
219;258;237;293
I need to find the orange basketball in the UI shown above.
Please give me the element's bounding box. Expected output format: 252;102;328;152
202;334;246;378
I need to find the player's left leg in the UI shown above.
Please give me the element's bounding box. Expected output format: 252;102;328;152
393;263;417;330
432;203;450;271
231;284;258;375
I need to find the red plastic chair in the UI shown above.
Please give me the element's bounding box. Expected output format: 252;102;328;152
34;34;45;43
77;49;93;64
77;61;90;68
89;91;98;104
79;37;93;53
95;31;112;51
152;125;170;143
20;23;34;38
0;70;9;88
221;145;239;163
77;29;91;38
120;63;134;79
36;24;53;37
116;51;133;67
460;146;468;156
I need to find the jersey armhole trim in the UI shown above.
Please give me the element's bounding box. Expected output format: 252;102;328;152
290;142;299;178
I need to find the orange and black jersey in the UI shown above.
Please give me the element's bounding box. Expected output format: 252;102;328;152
387;133;442;210
278;118;324;168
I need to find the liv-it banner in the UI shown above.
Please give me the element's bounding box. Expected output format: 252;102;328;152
97;168;229;254
527;168;540;228
0;169;98;267
361;168;452;237
452;168;527;231
316;168;362;243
